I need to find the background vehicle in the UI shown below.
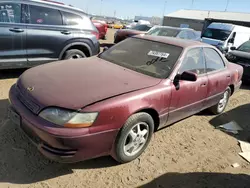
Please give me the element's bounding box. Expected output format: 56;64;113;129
0;0;100;69
92;20;108;39
125;20;150;29
113;22;124;29
201;23;250;54
226;40;250;81
9;36;243;164
114;24;152;43
147;26;201;41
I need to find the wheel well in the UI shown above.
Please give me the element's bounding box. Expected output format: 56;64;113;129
229;85;234;95
63;45;90;58
137;108;160;132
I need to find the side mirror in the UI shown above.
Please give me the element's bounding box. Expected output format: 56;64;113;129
179;71;197;81
230;46;236;51
173;71;197;90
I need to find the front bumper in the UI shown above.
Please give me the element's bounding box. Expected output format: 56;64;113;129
9;85;119;163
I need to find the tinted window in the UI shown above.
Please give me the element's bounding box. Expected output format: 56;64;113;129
99;38;183;79
238;40;250;52
204;48;225;72
178;31;188;39
179;48;205;75
147;27;180;37
132;24;151;31
0;3;21;23
62;11;83;25
202;28;231;41
29;5;62;25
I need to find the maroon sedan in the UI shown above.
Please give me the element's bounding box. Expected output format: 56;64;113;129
92;20;108;40
9;36;243;163
114;24;152;43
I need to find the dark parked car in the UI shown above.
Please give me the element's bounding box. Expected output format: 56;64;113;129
226;40;250;80
147;26;201;41
0;0;100;69
9;36;243;164
114;24;152;43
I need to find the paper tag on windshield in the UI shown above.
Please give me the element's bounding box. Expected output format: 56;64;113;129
148;51;169;58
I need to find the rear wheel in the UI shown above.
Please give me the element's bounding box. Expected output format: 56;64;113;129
209;87;231;114
114;112;154;163
63;49;86;60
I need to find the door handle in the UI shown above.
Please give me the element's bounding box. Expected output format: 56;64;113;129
227;75;231;78
9;28;24;33
61;31;71;35
200;83;207;87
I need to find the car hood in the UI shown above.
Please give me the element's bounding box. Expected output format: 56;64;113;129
18;57;161;111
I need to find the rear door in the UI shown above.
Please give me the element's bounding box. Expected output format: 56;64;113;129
0;2;27;69
203;48;231;108
25;4;72;66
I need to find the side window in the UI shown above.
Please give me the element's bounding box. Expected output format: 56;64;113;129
204;48;225;72
178;31;188;39
179;48;205;75
29;5;62;25
0;3;21;23
187;31;195;39
62;11;83;25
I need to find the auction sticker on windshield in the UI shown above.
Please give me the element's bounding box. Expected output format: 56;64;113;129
148;51;170;58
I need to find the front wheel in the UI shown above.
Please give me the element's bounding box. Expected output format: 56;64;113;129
209;87;231;114
113;112;154;163
63;49;86;60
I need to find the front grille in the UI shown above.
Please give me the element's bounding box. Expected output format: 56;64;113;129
16;85;40;114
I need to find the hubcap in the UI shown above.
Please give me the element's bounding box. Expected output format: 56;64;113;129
123;122;149;157
69;54;82;59
218;91;229;111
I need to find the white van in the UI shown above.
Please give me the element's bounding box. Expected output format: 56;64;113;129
201;23;250;53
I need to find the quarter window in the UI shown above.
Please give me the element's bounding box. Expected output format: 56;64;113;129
178;31;188;39
62;11;83;25
29;5;62;25
0;3;21;23
204;48;225;72
179;48;205;75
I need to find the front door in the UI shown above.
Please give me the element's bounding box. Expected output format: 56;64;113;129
167;48;208;125
0;2;27;69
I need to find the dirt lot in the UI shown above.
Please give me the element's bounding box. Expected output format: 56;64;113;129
0;29;249;188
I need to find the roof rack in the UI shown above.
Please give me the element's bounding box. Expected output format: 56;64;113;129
41;0;65;5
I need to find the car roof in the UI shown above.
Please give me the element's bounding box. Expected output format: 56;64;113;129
133;35;211;48
17;0;86;14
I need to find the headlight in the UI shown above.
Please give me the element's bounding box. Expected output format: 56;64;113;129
39;107;98;128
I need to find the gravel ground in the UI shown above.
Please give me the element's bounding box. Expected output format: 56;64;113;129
0;29;249;188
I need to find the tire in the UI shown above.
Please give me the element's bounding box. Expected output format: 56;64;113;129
209;87;231;115
63;49;86;60
114;112;154;163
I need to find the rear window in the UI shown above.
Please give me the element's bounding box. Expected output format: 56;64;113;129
62;11;83;25
99;38;183;79
147;27;180;37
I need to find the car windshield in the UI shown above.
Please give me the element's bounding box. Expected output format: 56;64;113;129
147;27;180;37
202;28;231;41
99;38;183;79
238;40;250;52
